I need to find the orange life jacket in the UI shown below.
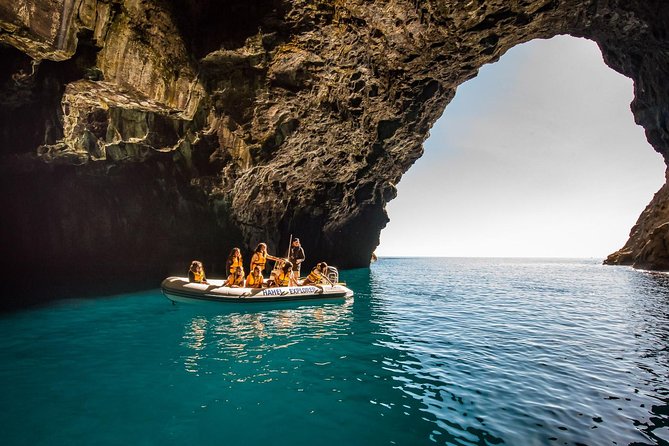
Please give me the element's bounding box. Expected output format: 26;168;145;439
229;256;243;274
193;270;205;283
246;273;263;288
276;272;291;287
227;274;244;286
306;269;322;284
251;252;267;270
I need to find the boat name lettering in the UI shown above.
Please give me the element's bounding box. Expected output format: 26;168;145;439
261;287;318;296
289;287;318;294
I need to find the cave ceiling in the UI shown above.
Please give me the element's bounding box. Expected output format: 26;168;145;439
1;0;669;301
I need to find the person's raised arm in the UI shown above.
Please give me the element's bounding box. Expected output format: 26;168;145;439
266;253;283;262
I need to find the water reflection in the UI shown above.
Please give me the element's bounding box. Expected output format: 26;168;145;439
170;263;669;445
626;270;669;445
182;317;208;373
350;264;503;445
366;259;669;445
180;300;353;375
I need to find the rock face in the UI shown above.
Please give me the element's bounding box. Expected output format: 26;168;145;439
1;0;668;305
604;175;669;270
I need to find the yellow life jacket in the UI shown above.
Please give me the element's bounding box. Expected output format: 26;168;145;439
251;252;267;270
227;274;244;286
307;269;322;284
276;272;291;287
230;256;243;273
246;273;263;288
193;270;205;283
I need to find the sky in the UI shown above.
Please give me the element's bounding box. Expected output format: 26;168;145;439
376;35;665;258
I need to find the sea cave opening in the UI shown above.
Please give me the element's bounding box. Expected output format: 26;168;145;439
377;35;665;259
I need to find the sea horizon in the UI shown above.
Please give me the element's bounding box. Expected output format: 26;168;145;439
373;254;606;260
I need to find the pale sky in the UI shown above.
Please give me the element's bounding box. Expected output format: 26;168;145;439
377;35;665;258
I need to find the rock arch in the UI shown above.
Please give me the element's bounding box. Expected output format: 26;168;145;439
0;0;667;304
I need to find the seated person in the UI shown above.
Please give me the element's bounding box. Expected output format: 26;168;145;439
266;258;287;287
245;265;264;288
226;247;243;275
224;266;245;288
188;260;208;284
272;261;298;287
302;262;332;286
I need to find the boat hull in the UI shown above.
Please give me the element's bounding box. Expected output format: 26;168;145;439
161;277;353;304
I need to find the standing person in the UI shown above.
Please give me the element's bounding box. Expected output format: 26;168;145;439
288;238;305;280
226;247;243;275
249;242;282;273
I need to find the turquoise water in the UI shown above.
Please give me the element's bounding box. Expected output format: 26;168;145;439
1;258;668;445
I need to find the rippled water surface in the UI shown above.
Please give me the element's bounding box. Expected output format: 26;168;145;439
1;258;669;445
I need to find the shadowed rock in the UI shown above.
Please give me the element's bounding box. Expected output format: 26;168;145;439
1;0;669;307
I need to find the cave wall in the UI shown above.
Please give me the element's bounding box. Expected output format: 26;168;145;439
1;0;668;305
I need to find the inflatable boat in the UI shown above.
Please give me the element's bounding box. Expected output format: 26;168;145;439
161;277;354;304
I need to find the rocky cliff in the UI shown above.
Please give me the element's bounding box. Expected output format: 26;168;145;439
1;0;668;306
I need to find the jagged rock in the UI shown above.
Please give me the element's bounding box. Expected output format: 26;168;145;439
1;0;669;306
39;79;201;163
268;46;324;90
605;177;669;270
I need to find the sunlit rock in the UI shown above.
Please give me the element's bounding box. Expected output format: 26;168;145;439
1;0;669;305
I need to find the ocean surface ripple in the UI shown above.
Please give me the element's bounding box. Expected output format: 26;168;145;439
1;258;668;445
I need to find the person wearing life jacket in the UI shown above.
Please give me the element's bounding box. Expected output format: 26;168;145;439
273;261;298;287
302;262;332;286
245;265;264;288
188;260;208;284
267;258;285;287
226;247;243;275
224;266;245;288
250;242;281;273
